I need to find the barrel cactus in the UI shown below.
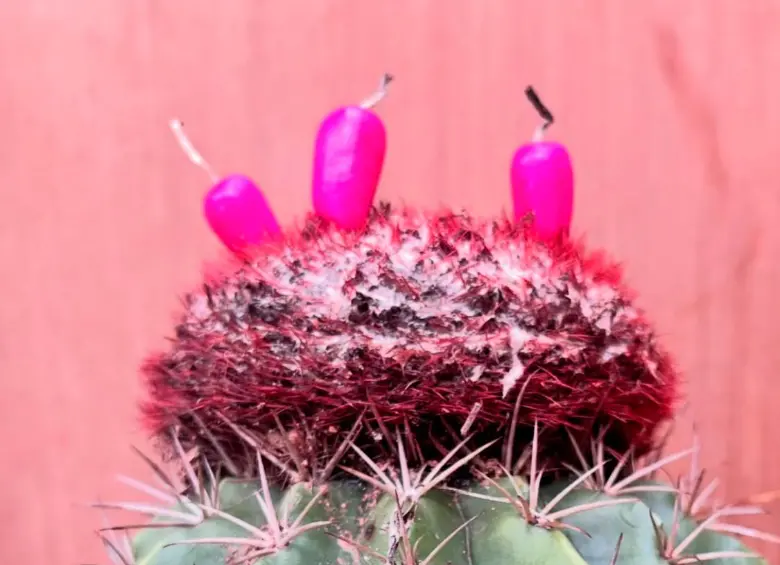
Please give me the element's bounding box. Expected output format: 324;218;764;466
93;87;777;565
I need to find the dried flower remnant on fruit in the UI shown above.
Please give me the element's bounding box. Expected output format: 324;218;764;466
141;204;679;479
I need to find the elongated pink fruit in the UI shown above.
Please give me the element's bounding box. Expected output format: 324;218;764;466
511;141;574;240
312;75;391;230
168;121;282;254
511;87;574;240
204;174;281;253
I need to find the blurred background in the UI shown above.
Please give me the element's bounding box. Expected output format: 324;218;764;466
1;1;779;563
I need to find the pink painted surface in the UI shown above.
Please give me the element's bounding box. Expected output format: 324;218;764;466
0;1;779;563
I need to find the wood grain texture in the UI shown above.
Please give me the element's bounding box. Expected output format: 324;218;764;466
0;0;778;563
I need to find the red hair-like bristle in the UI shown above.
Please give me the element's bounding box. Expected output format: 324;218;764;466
140;203;679;478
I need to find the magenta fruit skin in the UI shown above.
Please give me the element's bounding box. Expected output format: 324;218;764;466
203;174;281;253
312;106;387;231
510;141;574;240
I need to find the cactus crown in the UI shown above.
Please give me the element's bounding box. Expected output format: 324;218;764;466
140;204;677;483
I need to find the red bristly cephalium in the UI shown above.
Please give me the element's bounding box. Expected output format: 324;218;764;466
140;203;679;480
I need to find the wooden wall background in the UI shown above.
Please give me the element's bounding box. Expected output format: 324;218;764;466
1;0;779;563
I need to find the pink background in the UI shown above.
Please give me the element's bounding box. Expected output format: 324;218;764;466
1;1;779;563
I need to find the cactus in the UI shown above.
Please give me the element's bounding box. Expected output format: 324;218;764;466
96;427;772;565
92;205;778;565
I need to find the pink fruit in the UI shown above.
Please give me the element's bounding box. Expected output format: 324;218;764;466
168;120;282;254
203;174;281;253
510;140;574;240
511;86;574;240
312;74;392;231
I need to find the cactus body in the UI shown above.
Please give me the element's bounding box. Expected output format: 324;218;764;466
121;473;765;565
94;205;776;565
